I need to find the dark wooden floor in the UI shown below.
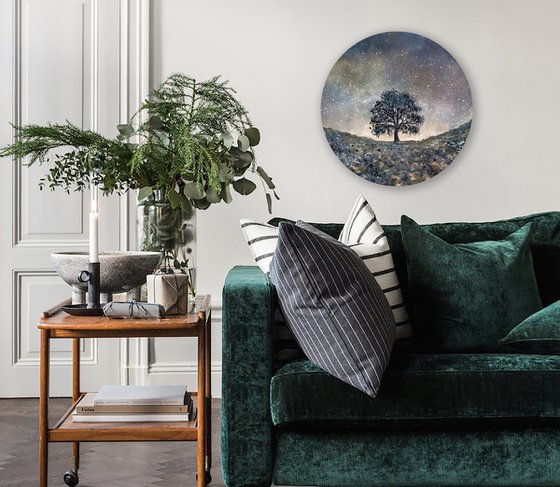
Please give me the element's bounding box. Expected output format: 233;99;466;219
0;398;224;487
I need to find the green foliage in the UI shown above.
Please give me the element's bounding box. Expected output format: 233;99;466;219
0;73;277;212
183;181;205;200
0;122;135;194
256;166;275;189
232;177;257;195
137;186;153;201
129;73;276;211
244;127;260;146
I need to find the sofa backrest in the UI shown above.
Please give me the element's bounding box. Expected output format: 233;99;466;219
386;212;560;313
270;212;560;315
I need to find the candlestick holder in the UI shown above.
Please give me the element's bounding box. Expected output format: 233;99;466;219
86;262;101;309
62;262;104;316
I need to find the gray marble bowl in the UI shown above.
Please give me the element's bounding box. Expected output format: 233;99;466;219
52;251;161;303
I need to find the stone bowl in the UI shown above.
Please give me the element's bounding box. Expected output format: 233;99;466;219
52;251;161;301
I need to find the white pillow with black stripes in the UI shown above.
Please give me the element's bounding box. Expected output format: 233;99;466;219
239;220;278;274
240;194;412;340
339;195;412;340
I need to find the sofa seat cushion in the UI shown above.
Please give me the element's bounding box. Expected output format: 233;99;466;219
270;355;560;427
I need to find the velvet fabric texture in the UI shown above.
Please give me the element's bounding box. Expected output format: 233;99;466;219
500;300;560;354
382;211;560;321
272;428;560;486
271;356;560;426
401;216;541;351
221;266;276;487
223;212;560;487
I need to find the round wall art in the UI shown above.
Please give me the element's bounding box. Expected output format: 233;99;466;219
321;31;472;186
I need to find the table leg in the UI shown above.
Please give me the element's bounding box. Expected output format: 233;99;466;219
72;337;80;471
197;316;207;487
205;311;212;476
39;329;50;487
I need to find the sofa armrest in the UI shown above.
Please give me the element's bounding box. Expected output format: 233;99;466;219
221;266;276;487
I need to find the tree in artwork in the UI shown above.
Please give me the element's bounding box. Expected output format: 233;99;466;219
369;90;424;143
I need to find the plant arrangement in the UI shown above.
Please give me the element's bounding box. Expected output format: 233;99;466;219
0;73;276;210
0;73;277;277
128;73;277;213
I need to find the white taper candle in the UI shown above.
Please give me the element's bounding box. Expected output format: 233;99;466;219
89;183;99;263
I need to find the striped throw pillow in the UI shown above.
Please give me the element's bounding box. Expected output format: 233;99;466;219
339;195;412;340
269;222;395;398
240;219;278;274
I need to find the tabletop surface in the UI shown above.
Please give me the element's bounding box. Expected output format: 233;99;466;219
38;295;210;331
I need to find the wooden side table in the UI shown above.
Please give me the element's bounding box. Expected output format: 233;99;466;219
37;295;212;487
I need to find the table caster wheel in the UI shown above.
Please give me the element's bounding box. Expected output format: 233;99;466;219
196;471;212;485
63;470;79;486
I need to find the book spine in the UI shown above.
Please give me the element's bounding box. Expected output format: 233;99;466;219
77;404;189;414
93;399;185;406
72;413;191;422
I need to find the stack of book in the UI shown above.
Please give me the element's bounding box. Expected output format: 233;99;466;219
72;385;193;423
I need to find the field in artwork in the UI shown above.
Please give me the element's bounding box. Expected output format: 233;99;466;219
324;121;471;186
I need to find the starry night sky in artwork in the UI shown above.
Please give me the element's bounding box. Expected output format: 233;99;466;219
321;32;472;141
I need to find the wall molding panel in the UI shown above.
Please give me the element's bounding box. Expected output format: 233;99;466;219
12;270;97;368
13;0;94;248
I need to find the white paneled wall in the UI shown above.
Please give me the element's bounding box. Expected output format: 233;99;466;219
0;0;149;397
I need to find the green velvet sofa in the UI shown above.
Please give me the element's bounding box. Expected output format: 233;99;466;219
222;212;560;487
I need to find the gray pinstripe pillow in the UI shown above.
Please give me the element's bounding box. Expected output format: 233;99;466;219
269;221;396;398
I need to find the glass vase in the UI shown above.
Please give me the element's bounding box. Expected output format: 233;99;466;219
136;191;196;298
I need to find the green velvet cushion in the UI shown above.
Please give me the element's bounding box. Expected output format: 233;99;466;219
401;216;542;351
270;355;560;426
273;428;560;486
384;211;560;316
500;300;560;354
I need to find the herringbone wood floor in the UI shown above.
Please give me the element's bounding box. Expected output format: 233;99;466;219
0;398;224;487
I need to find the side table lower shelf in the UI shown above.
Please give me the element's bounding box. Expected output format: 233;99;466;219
49;393;199;443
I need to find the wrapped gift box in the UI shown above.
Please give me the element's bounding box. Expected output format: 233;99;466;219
146;273;189;315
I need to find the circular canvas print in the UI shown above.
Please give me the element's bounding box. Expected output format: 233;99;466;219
321;32;472;186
